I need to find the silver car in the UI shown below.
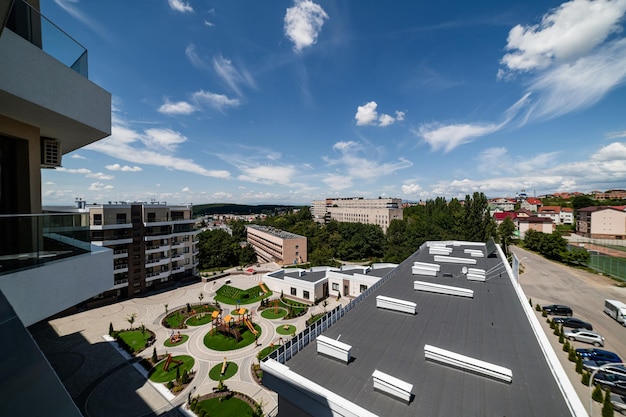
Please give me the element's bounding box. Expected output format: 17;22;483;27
564;329;605;346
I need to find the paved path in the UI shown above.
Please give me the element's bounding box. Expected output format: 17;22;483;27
32;273;344;417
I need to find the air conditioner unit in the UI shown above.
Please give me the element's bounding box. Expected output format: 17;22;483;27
41;138;62;168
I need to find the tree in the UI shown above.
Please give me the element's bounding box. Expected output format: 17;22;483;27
497;217;516;255
126;313;137;330
571;195;595;211
152;347;158;363
602;387;614;417
463;192;496;242
198;292;204;305
239;244;258;266
592;383;604;403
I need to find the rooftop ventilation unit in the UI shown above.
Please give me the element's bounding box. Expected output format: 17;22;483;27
424;344;512;383
372;370;413;403
376;295;417;314
433;255;477;265
316;335;352;363
466;267;486;282
412;261;440;276
41;137;62;168
429;246;452;255
414;280;474;298
464;249;484;257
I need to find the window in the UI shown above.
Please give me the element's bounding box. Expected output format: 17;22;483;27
303;291;310;300
93;214;102;225
116;213;127;224
147;212;156;222
290;287;297;296
360;284;368;293
332;283;339;291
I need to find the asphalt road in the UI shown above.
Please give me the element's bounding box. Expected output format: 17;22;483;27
511;246;626;415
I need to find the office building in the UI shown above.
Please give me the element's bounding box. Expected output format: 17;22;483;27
0;1;112;415
312;197;403;232
246;224;307;265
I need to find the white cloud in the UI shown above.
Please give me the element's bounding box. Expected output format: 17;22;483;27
238;165;299;186
500;0;626;73
212;191;233;199
192;90;240;112
284;0;329;52
607;130;626;139
592;141;626;161
106;163;143;172
204;20;214;27
213;55;257;96
182;186;190;192
418;122;501;153
185;44;210;70
141;128;188;152
88;182;114;191
322;174;353;190
158;100;197;115
86;172;114;180
56;167;91;175
402;183;422;195
355;101;405;126
168;0;193;13
70;154;86;159
85;124;231;179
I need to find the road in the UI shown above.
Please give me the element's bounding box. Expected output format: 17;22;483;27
511;246;626;415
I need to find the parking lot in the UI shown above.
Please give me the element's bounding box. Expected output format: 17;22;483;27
511;246;626;415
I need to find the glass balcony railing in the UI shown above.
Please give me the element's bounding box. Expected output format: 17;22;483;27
6;0;88;77
0;213;92;275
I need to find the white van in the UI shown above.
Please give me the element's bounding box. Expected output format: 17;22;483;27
604;299;626;326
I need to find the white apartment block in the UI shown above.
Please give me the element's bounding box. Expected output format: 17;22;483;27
312;197;403;232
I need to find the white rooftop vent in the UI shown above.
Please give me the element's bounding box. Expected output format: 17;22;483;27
429;246;452;255
372;369;413;403
376;295;417;315
317;335;352;363
433;255;477;265
464;249;484;257
412;261;440;276
466;268;486;282
424;344;512;383
414;281;474;298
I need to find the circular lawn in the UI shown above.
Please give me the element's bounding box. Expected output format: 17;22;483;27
209;361;238;381
195;396;254;417
203;324;261;351
261;308;287;319
163;333;189;347
149;355;194;383
276;324;296;335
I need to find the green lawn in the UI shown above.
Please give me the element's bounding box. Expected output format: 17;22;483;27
165;312;186;328
163;333;188;347
117;330;152;353
261;308;287;319
214;284;271;305
257;344;280;360
149;355;194;383
186;313;214;326
203;324;261;351
195;396;254;417
276;324;295;335
209;361;238;381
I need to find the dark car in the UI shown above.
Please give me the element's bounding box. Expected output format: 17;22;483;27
552;317;593;330
576;348;622;362
542;304;573;316
593;371;626;397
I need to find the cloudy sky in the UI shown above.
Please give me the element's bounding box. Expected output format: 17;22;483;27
42;0;626;206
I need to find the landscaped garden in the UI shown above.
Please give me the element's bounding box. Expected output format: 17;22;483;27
164;333;189;347
209;361;238;381
214;284;271;305
256;344;280;361
189;392;262;417
163;303;219;329
112;327;155;354
260;307;287;319
259;297;308;319
203;323;261;351
149;355;195;383
276;324;295;335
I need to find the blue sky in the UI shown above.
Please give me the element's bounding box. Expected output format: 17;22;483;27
42;0;626;206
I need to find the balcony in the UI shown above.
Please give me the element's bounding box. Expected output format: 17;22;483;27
0;0;111;153
145;257;169;267
0;213;113;326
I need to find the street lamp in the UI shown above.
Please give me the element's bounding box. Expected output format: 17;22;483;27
588;361;626;416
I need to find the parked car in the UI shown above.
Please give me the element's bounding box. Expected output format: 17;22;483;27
593;371;626;397
542;304;573;316
552;317;593;330
576;348;622;362
585;362;626;374
564;329;604;346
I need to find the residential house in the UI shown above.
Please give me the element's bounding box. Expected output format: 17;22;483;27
520;197;542;213
493;211;516;226
489;198;516;212
593;189;626;200
538;206;574;226
516;216;555;238
576;206;626;239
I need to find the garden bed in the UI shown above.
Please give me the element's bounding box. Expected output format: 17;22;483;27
162;303;219;329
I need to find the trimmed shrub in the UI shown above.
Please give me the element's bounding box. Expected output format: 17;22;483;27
563;339;570;353
575;355;583;374
542;310;548;317
592;384;604;403
603;388;614;417
568;346;577;362
582;371;590;386
535;303;541;312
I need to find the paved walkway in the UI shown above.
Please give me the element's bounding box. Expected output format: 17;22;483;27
32;272;347;417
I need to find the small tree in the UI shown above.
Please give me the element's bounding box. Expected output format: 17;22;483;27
164;304;169;314
109;322;114;336
198;292;204;305
558;326;564;344
581;371;591;386
126;313;137;330
568;346;577;362
602;387;614;417
152;347;158;363
592;383;604;403
563;339;570;353
575;355;583;374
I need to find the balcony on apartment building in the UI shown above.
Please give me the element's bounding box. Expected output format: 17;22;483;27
0;0;111;153
0;213;112;326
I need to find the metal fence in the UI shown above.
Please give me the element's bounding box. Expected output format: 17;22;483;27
265;245;421;364
585;252;626;282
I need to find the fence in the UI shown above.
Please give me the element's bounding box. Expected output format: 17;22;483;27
265;245;422;364
585;252;626;282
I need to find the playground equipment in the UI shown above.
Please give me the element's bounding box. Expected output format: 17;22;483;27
169;331;182;344
221;357;228;375
260;282;269;293
243;317;258;335
163;354;183;371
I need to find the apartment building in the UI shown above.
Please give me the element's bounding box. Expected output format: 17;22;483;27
0;1;112;415
246;224;307;265
576;206;626;239
46;201;200;299
537;206;574;225
592;189;626;200
312;197;403;232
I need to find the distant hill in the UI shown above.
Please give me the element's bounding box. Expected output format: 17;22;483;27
193;203;304;217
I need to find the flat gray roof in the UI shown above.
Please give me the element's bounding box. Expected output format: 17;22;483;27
283;243;572;417
282;270;327;283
